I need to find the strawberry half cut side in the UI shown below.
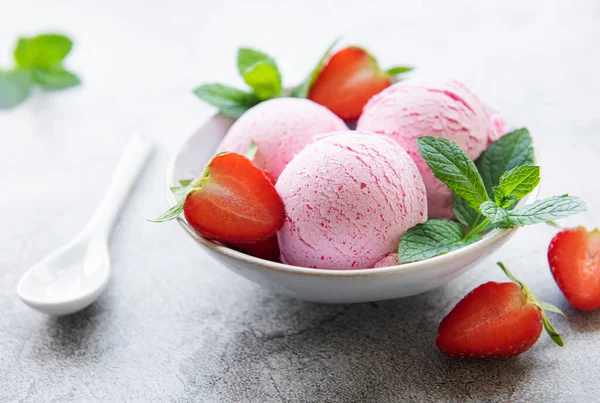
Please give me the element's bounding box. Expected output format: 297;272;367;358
548;226;600;310
151;152;285;243
436;262;564;358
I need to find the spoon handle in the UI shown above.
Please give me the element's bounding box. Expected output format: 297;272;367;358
87;134;154;239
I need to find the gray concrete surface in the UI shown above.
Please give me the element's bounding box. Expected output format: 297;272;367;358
1;0;599;401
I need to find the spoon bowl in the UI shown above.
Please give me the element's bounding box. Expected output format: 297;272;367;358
17;233;110;316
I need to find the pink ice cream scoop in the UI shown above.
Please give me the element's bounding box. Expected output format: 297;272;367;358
276;131;427;270
217;97;347;179
357;79;497;219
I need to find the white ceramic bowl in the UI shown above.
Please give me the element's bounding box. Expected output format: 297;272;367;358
166;115;539;304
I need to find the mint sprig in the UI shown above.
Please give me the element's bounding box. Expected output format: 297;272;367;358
417;136;490;210
0;33;80;109
399;130;585;263
193;47;282;117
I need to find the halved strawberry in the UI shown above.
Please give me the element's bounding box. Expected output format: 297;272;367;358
437;262;564;358
230;236;281;262
548;227;600;310
152;152;285;242
308;47;411;120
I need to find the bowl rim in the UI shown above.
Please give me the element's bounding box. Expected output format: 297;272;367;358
165;114;539;279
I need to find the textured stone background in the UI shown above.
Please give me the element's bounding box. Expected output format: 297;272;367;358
1;0;599;401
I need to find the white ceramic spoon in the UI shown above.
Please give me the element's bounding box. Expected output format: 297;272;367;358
17;134;153;315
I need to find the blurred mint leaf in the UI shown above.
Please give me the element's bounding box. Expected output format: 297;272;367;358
236;48;281;99
508;195;586;226
0;68;33;108
193;83;259;118
417;136;489;211
14;34;73;68
237;48;270;74
385;66;413;76
494;165;539;207
480;201;514;229
241;59;281;100
33;66;80;90
398;219;482;263
476;128;534;197
291;38;339;98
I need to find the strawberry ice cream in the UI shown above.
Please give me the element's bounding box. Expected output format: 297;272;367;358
276;131;427;270
357;79;497;219
217;97;347;178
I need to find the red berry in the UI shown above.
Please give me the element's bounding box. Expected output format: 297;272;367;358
308;47;391;120
436;263;563;358
230;236;281;262
153;153;285;243
548;227;600;310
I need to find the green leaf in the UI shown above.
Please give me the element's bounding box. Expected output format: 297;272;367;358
453;195;480;228
480;201;515;229
193;83;259;118
398;219;482;263
0;68;33;108
508;195;586;226
291;38;339;98
149;198;186;222
417;136;489;211
476;128;534;197
237;48;270;75
33;66;80;90
178;179;192;186
541;310;564;347
241;59;282;100
494;165;540;206
14;34;73;68
170;185;192;196
385;66;413;76
537;301;566;318
244;141;258;161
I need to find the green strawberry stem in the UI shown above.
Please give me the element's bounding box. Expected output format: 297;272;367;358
497;262;565;347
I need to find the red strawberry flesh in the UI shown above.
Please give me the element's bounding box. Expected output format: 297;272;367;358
183;153;285;242
436;282;543;358
308;47;391;120
548;227;600;310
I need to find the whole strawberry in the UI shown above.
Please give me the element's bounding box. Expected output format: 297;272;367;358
152;152;285;243
548;226;600;310
308;47;411;120
437;262;564;358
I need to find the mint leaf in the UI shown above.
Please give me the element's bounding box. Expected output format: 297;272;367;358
241;60;281;100
14;34;73;68
476;128;534;197
0;68;33;108
398;219;482;263
480;201;514;229
291;38;339;98
494;165;540;207
417;136;489;210
193;83;259;118
385;66;413;76
453;195;481;228
236;48;281;99
508;195;586;226
33;66;80;90
237;48;270;75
